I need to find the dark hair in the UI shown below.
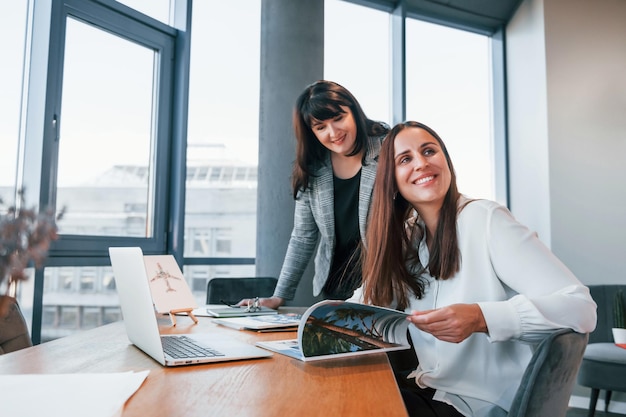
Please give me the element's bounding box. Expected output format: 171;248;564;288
291;80;388;199
362;121;463;309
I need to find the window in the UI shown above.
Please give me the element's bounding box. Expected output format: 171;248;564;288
0;2;34;331
0;1;28;208
26;0;177;258
79;267;97;292
16;0;180;342
324;0;391;124
51;5;173;246
41;265;121;341
324;1;497;201
185;1;261;270
405;19;495;200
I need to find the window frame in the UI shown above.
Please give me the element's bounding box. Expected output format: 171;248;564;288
24;0;177;258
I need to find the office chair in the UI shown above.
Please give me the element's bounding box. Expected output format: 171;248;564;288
577;285;626;417
206;277;278;305
508;328;588;417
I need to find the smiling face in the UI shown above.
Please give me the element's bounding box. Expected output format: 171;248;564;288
394;126;451;213
310;106;357;156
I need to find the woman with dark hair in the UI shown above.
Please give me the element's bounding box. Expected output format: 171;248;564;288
357;121;596;417
241;80;388;309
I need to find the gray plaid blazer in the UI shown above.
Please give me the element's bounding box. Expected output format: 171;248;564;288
273;136;384;300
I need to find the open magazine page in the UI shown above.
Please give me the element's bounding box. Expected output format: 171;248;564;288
256;300;411;361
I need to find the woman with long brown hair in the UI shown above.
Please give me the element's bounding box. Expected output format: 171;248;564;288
358;121;596;417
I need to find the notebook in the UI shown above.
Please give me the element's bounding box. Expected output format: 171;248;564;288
205;305;278;318
108;247;272;366
213;313;302;332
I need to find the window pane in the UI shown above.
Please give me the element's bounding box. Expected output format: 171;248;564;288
0;1;28;205
406;20;494;200
56;17;155;237
1;0;31;332
185;1;260;265
41;266;121;342
115;0;171;25
324;0;391;124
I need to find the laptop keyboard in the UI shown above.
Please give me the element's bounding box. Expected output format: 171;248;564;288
161;335;225;359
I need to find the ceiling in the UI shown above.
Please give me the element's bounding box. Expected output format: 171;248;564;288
350;0;524;34
404;0;524;33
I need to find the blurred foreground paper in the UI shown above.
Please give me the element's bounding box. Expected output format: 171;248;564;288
0;370;149;417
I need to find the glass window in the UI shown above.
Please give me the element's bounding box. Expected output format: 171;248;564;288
56;17;155;237
60;268;75;292
0;0;31;333
197;167;208;181
191;230;210;256
0;1;28;208
41;265;121;341
406;19;494;200
79;267;97;292
23;0;177;342
185;1;261;264
324;0;391;124
234;167;247;182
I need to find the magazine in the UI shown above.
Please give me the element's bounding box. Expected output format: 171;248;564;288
213;313;302;332
255;300;411;361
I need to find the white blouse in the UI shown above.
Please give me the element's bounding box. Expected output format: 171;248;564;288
406;199;596;416
354;197;597;416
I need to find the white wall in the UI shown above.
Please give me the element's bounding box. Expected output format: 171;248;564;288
544;0;626;285
507;0;626;285
506;0;552;246
507;0;626;411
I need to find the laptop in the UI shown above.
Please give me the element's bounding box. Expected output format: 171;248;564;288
108;247;272;366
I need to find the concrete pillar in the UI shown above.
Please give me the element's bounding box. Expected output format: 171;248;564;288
256;0;324;306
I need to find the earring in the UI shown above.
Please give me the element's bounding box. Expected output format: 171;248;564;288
393;191;397;200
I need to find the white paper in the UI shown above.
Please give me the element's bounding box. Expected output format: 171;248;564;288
0;370;149;417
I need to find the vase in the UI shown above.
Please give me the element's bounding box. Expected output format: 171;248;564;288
0;295;33;354
612;327;626;349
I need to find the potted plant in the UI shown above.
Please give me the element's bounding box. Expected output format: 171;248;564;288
1;190;63;318
612;289;626;349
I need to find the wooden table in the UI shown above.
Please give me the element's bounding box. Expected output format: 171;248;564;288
0;312;408;417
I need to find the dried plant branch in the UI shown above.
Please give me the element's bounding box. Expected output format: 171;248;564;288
0;189;65;316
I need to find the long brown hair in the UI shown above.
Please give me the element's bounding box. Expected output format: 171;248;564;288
362;121;463;309
291;80;388;199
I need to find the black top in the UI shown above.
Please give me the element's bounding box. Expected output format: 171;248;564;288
322;169;362;300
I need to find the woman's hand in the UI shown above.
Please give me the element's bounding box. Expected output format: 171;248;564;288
407;303;487;343
237;296;284;310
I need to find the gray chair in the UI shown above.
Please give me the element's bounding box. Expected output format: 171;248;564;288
206;277;278;305
508;329;588;417
577;284;626;417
